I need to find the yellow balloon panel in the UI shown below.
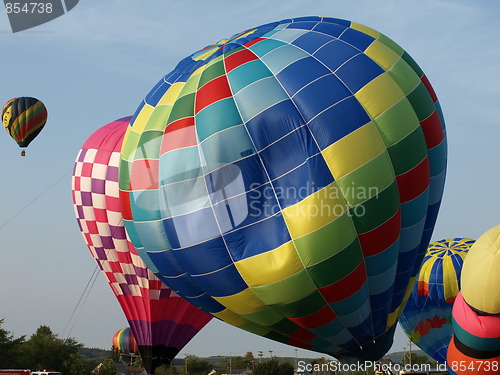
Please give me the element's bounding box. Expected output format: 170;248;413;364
461;225;500;315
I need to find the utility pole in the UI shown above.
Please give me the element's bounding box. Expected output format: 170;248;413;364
258;351;263;363
295;348;298;369
409;340;413;368
269;350;273;359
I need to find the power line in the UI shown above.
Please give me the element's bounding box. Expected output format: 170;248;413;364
66;266;101;339
0;168;72;230
62;263;100;339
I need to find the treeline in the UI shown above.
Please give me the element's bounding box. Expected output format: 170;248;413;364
0;319;116;375
151;354;295;375
0;318;439;375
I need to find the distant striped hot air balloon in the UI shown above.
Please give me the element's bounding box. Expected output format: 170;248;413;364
2;97;48;156
112;327;138;354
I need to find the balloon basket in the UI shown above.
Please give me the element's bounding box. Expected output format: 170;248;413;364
21;149;26;156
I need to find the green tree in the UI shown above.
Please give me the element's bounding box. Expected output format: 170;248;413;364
244;352;255;369
221;352;255;371
185;355;211;375
22;325;83;372
66;353;86;375
108;347;121;362
80;358;101;375
153;364;178;375
253;358;294;375
93;358;118;375
0;318;25;367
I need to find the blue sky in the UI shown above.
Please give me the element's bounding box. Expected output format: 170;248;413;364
0;0;499;361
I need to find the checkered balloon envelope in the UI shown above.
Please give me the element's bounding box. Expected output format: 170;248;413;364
72;117;212;374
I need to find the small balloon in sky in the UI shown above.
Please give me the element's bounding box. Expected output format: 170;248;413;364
2;97;48;156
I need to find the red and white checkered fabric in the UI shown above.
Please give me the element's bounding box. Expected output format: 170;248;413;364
71;117;211;350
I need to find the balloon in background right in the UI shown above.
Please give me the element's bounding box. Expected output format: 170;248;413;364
447;225;500;375
400;238;474;363
460;225;500;315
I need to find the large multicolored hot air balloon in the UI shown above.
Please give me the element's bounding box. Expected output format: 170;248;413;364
113;327;139;354
447;226;500;375
119;16;447;362
72;117;212;374
400;238;474;363
2;97;48;155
